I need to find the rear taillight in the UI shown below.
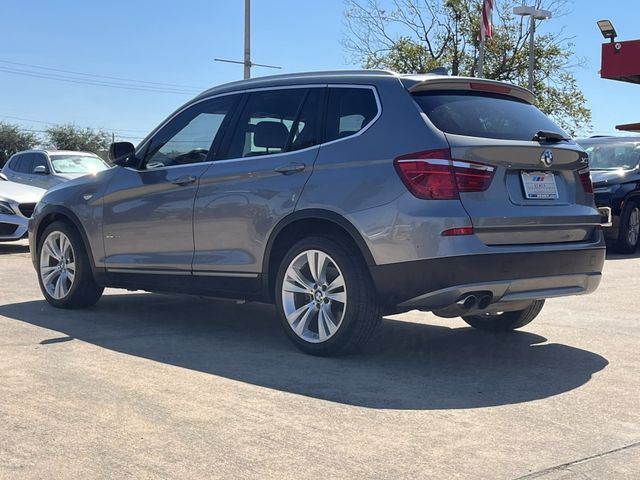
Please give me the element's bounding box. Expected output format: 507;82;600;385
394;149;495;200
578;166;593;193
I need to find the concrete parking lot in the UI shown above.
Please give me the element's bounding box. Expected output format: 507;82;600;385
0;240;638;479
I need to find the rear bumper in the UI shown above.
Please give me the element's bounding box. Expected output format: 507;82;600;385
370;247;606;312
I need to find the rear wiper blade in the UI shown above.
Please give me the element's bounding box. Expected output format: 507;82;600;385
532;130;569;143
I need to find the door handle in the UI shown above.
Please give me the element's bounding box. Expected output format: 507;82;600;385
274;163;305;175
171;175;197;186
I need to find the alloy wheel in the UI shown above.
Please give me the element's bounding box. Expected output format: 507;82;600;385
281;249;347;343
40;231;76;300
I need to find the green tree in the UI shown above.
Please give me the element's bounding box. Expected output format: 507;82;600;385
343;0;591;135
45;124;111;154
0;122;38;167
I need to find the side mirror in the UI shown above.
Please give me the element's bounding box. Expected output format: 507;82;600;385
109;142;136;166
33;165;49;175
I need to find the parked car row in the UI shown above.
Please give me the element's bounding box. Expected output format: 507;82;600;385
2;149;110;190
1;150;109;242
577;136;640;253
0;172;45;241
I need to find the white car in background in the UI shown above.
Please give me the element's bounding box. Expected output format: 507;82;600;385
2;149;110;189
0;173;45;241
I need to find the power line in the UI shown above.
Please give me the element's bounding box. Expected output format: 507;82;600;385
0;65;200;95
2;121;145;142
0;114;150;133
0;59;206;90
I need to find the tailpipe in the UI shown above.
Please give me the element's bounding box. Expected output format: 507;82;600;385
457;294;478;311
477;293;492;310
434;294;478;318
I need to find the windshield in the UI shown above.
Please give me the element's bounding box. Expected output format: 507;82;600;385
50;155;110;174
581;142;640;170
413;90;568;141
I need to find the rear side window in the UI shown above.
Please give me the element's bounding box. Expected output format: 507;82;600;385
222;88;311;159
11;154;33;173
324;87;378;142
413;91;567;141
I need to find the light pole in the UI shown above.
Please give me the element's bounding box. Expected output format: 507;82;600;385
513;6;552;92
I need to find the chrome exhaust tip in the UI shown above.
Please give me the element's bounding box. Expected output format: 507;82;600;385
456;294;477;311
477;294;492;310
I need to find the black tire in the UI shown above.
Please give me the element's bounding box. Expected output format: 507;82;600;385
275;236;381;356
37;221;104;309
461;299;545;332
613;200;640;254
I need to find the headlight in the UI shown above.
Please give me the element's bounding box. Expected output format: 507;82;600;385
593;185;620;194
0;201;15;215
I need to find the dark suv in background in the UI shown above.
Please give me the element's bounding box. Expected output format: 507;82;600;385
29;70;605;356
577;136;640;253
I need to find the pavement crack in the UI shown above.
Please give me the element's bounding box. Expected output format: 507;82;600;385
513;441;640;479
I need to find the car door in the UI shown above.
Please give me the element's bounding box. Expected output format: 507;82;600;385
192;87;324;279
101;94;238;272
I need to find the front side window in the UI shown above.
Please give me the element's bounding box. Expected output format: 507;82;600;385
222;88;309;159
32;153;49;173
144;95;237;168
50;155;110;174
324;87;379;142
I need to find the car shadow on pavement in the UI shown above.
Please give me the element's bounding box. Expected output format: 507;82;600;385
0;293;608;410
606;250;640;261
0;243;29;255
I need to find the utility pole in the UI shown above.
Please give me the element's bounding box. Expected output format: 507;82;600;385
244;0;251;79
214;0;282;79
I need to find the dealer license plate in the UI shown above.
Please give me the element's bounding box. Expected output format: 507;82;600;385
521;171;558;199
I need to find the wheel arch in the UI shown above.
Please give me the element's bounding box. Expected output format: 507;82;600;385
262;209;375;300
35;205;98;271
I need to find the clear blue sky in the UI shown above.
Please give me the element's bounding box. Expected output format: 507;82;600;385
0;0;638;143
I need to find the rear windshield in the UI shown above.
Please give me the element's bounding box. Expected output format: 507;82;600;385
50;155;110;174
413;91;568;141
580;141;640;170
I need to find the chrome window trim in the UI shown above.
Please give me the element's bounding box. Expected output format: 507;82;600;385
130;83;382;172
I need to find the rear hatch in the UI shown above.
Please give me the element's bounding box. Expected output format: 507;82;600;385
410;78;598;245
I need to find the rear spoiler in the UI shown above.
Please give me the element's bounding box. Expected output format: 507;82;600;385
405;76;535;104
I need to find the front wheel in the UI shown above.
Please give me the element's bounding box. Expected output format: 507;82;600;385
461;300;545;332
37;221;104;309
275;236;381;356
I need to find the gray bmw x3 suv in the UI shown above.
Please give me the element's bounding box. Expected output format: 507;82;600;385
29;70;605;355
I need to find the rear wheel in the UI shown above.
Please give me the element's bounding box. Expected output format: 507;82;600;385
275;236;381;356
461;299;545;332
37;221;104;309
614;201;640;253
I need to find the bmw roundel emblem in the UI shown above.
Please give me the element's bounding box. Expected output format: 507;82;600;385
541;150;554;167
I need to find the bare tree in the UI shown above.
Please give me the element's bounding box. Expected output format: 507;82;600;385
343;0;591;135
